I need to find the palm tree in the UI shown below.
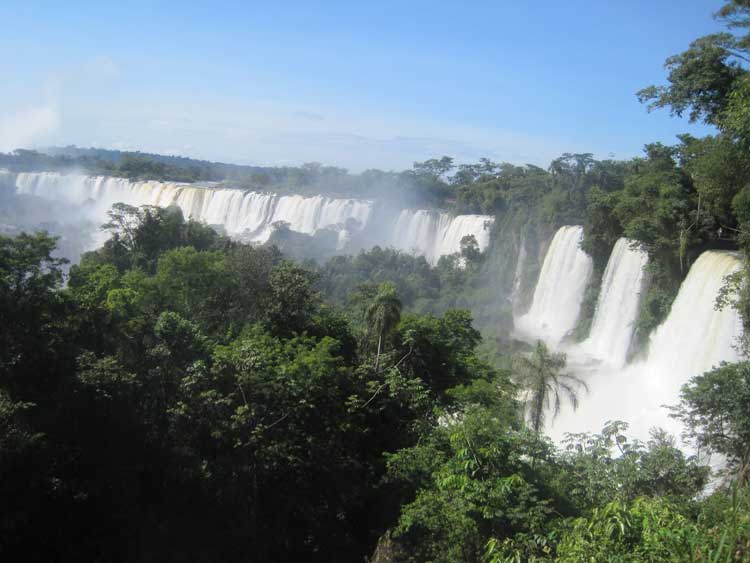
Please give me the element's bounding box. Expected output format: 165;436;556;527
365;282;402;371
514;340;587;433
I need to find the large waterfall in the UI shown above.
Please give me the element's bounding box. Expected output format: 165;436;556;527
547;250;744;442
644;251;742;380
14;172;372;244
9;171;492;262
391;210;493;265
514;225;593;344
511;226;744;445
577;238;648;368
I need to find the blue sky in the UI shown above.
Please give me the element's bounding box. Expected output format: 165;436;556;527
0;0;726;171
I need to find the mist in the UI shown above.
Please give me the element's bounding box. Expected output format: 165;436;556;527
0;104;61;154
0;169;97;266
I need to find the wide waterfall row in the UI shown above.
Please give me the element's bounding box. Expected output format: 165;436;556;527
514;225;593;344
9;171;493;262
579;238;648;368
391;210;494;265
14;172;372;244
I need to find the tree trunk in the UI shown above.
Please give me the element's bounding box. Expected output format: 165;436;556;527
375;332;383;372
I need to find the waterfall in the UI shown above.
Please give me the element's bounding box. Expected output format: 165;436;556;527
510;235;527;307
643;251;743;379
392;210;445;263
435;214;493;258
578;238;648;367
12;171;490;261
514;225;593;344
547;250;744;443
13;172;373;246
392;209;494;265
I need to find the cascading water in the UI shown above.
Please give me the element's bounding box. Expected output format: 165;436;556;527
577;238;648;368
514;225;593;344
510;236;527;308
391;209;494;265
435;214;493;258
644;251;743;379
392;210;445;263
547;250;744;443
13;172;372;245
12;172;490;262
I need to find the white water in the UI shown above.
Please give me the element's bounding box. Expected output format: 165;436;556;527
514;226;593;344
548;250;744;443
11;172;491;262
576;238;648;368
14;172;372;246
511;235;527;308
0;168;14;187
644;251;743;382
391;210;493;265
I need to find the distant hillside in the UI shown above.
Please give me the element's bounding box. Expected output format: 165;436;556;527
0;146;416;201
43;145;279;183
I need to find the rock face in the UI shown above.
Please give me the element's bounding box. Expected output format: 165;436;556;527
370;530;408;563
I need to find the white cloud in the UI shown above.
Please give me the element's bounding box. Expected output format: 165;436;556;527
0;55;125;154
63;95;584;171
2;63;586;170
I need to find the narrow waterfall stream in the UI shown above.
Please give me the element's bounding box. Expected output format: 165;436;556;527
576;238;648;368
514;225;593;345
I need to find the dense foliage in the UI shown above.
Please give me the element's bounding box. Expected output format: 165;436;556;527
1;203;748;562
0;207;478;561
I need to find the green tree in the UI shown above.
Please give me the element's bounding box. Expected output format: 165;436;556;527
514;341;586;433
671;361;750;471
557;423;708;512
366;282;403;371
264;260;320;337
637;1;750;127
100;203;223;274
388;408;554;563
154;247;229;333
459;234;481;264
0;232;70;399
612;144;697;337
393;310;488;398
678;133;750;234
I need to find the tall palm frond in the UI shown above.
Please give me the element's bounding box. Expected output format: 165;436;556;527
514;340;588;432
365;282;402;371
